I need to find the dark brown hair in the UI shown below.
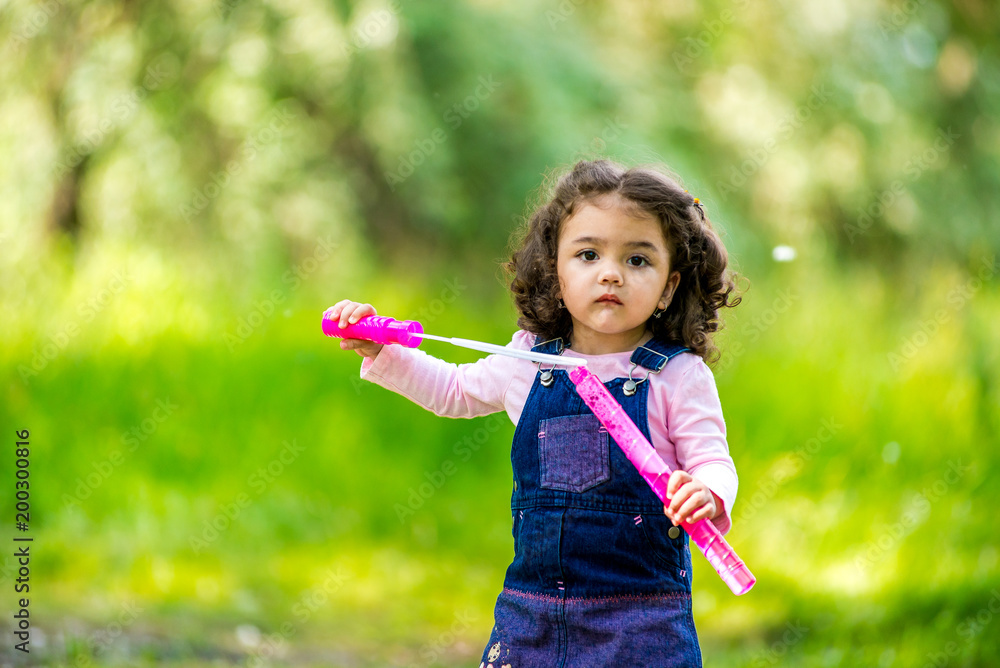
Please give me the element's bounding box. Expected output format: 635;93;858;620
502;159;742;363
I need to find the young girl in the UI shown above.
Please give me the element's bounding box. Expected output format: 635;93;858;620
328;159;742;667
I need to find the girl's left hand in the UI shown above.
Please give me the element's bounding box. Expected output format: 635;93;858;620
664;470;718;526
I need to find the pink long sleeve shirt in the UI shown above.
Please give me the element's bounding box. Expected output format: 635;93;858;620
359;329;739;534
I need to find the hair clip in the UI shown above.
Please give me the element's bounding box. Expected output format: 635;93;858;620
685;190;706;219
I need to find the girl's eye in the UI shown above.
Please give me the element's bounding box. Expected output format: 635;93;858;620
628;256;649;267
576;251;649;266
579;250;597;261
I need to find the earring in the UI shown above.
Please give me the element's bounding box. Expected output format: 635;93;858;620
653;307;665;319
558;299;565;309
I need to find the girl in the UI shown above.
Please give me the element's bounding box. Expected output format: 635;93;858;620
328;159;742;667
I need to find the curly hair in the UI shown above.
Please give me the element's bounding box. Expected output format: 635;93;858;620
502;159;742;364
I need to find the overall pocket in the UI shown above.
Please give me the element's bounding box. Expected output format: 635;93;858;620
537;414;611;493
639;510;686;572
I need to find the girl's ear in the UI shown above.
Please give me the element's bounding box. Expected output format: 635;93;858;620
661;271;681;308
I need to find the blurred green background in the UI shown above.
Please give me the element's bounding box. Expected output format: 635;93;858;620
2;0;999;666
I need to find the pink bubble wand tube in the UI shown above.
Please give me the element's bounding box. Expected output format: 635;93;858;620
567;364;755;595
325;313;755;595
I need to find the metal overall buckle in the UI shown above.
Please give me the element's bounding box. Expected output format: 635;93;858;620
534;337;563;387
622;345;669;396
537;360;555;387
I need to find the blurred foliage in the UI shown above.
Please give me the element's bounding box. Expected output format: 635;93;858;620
1;0;999;666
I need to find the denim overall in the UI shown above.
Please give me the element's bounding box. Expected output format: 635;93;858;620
479;334;702;668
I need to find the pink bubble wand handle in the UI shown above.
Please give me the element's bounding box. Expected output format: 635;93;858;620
322;313;426;347
568;365;756;596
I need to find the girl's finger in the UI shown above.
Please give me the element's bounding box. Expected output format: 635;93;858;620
668;480;699;514
666;505;680;526
666;470;690;498
666;489;685;515
666;497;700;525
355;305;375;321
350;306;370;322
328;300;349;316
344;304;373;326
686;504;711;523
340;306;359;328
675;494;706;522
668;504;690;525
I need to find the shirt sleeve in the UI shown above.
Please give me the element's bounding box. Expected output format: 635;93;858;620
667;359;739;535
356;333;520;419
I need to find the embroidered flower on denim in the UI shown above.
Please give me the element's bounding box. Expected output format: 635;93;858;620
481;638;512;667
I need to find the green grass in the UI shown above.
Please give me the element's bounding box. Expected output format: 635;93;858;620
2;264;998;667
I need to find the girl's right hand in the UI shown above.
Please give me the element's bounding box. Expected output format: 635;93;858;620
325;300;385;360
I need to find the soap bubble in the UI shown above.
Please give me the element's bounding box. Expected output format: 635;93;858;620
772;245;797;262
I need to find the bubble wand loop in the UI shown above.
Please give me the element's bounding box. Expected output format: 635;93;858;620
324;313;755;595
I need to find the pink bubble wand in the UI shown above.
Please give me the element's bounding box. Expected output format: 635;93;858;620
324;313;756;595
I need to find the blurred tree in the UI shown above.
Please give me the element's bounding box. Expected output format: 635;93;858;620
2;0;997;291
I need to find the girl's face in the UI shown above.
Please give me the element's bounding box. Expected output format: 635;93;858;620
555;196;680;355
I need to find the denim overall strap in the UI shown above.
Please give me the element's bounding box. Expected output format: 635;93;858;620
629;339;690;373
531;336;567;356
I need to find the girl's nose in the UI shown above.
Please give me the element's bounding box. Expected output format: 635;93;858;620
599;265;623;284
